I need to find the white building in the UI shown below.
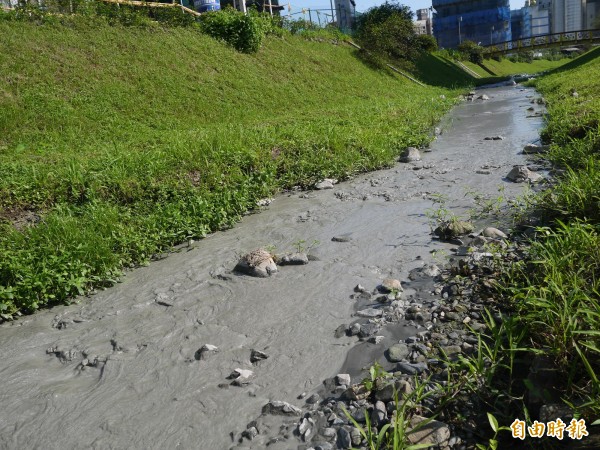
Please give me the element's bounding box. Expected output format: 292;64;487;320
335;0;355;31
528;0;551;36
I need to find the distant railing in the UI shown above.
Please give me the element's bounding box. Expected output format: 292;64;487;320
484;29;600;55
0;0;203;16
100;0;202;17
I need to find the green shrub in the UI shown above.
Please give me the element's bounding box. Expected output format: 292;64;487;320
458;40;483;64
198;8;272;53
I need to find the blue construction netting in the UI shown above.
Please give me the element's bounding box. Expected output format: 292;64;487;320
433;0;511;48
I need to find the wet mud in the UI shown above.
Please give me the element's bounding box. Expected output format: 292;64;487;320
0;85;544;449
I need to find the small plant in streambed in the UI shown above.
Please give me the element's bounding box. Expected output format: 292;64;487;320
465;186;507;220
291;239;320;254
342;371;438;450
475;413;511;450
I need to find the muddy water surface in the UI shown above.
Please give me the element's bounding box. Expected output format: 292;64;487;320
0;85;543;449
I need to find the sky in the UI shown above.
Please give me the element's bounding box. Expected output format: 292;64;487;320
284;0;522;23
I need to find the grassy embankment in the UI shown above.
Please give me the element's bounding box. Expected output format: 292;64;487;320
510;47;600;415
441;47;600;445
0;18;474;316
462;57;569;78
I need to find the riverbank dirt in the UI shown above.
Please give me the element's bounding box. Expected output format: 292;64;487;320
0;85;544;449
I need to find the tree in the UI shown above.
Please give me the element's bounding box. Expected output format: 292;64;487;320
354;1;424;67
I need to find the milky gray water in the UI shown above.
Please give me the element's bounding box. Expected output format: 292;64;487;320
0;85;544;449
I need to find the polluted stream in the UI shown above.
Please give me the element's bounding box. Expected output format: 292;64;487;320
0;84;545;449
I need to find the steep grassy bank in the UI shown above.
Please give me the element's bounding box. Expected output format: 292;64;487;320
463;57;569;78
0;20;460;316
439;46;600;444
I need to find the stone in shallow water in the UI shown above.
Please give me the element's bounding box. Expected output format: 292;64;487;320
315;178;337;190
356;308;383;318
380;278;403;293
236;248;277;277
262;401;302;416
386;343;410;362
506;165;542;183
400;147;421;163
278;252;309;265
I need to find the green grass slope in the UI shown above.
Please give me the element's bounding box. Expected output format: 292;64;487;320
0;21;459;315
463;57;569;78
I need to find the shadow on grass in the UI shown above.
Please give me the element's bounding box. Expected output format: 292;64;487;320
413;54;476;89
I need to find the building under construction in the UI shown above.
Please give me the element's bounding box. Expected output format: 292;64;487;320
432;0;512;48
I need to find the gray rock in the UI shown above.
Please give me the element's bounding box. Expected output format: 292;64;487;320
236;249;277;277
380;278;403;293
197;344;219;360
482;227;507;239
484;135;504;140
314;443;333;450
279;252;309;265
434;220;474;239
386;343;410;362
336;373;351;386
375;379;413;402
358;323;380;338
306;393;321;404
369;335;384;344
400;147;421;163
523;143;549;154
356;308;383;318
409;264;441;280
331;235;352;242
348;323;361;336
338;427;352;449
262;401;302;416
396;361;428;375
440;345;462;356
315;178;337;190
407;415;451;447
506;165;542;183
250;349;269;363
242;426;259;440
350;427;362;445
477;94;490;100
155;293;174;306
434;127;442;136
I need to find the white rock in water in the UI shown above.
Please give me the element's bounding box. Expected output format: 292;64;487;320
506;165;542;183
232;368;254;379
482;227;507;239
315;178;337;190
381;278;403;292
400;147;421;163
262;400;302;416
356;308;383;318
336;373;351;386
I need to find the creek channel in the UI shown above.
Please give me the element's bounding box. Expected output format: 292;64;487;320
0;84;544;449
